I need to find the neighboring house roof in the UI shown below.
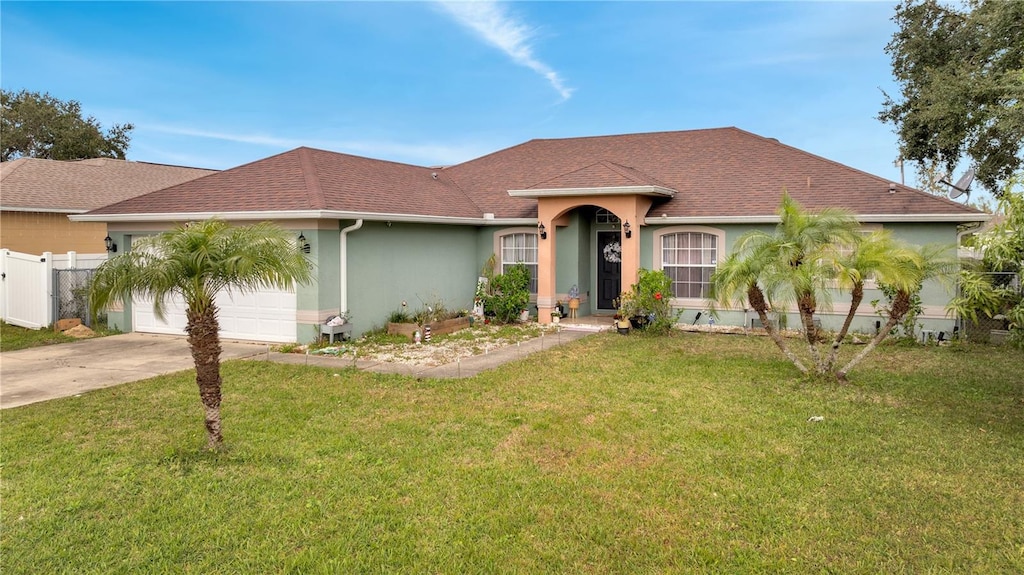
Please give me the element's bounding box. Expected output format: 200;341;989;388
77;127;984;223
0;157;216;213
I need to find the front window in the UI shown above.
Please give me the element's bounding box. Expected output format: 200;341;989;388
661;232;718;298
500;232;538;293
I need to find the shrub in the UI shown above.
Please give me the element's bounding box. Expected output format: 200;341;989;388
485;263;531;324
619;268;679;335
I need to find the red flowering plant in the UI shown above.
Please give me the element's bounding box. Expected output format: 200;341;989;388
619;268;680;334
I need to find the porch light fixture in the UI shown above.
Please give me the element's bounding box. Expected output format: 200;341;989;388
298;233;311;254
104;235;117;253
538;222;547;240
623;221;632;239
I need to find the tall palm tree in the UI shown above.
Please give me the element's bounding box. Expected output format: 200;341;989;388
89;219;314;449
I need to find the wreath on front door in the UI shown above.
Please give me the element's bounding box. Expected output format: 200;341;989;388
603;241;622;263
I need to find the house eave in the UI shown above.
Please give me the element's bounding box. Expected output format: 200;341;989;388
2;206;87;214
509;185;676;198
644;213;992;225
69;210;536;226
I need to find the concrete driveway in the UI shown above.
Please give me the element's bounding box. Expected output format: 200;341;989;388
1;333;267;409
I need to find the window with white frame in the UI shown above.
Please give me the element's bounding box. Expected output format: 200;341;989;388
500;232;538;293
660;231;719;299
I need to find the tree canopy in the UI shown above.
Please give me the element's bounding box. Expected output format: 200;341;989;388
879;0;1024;196
1;89;134;162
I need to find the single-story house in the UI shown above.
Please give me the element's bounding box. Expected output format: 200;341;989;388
0;157;215;254
72;127;986;343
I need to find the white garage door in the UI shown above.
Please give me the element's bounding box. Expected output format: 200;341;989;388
133;288;297;343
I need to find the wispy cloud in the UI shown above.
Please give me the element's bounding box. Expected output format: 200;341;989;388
436;0;573;101
144;123;491;166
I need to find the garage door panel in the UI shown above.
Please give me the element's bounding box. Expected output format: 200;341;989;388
134;288;296;343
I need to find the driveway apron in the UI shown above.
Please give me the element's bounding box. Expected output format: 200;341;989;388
1;333;266;409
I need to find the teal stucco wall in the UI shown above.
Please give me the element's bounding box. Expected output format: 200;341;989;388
345;221;481;336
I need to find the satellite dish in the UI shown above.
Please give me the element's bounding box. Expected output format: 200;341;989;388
940;168;975;200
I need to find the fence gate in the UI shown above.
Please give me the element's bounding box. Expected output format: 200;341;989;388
53;268;96;328
0;249;51;329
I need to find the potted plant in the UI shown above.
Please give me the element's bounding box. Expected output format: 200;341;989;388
613;295;632;334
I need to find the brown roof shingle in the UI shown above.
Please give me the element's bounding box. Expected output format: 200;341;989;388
90;147;484;219
81;127;981;221
443;127;980;219
0;157;216;212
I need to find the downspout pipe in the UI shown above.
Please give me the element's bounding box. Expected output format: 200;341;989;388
339;219;363;315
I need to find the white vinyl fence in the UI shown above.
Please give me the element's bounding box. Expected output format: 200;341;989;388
0;250;107;329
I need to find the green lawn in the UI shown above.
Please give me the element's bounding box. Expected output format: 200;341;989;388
2;333;1022;573
0;320;76;351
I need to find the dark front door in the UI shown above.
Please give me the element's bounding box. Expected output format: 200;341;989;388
597;231;621;310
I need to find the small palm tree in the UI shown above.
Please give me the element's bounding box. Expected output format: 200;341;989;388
711;193;859;374
89;219;314;449
837;244;957;381
712;194;955;381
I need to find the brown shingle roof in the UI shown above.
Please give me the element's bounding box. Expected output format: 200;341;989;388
443;127;981;219
525;160;675;191
0;157;216;212
81;127;981;221
90;147;484;218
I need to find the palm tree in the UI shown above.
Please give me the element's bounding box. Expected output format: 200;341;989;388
89;219;314;449
837;244;957;381
825;230;917;371
711;193;859;374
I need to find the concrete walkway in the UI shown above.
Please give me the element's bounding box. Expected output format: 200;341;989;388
0;333;267;409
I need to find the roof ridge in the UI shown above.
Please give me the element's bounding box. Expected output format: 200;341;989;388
742;130;984;214
599;160;675;189
0;157;30;181
297;146;432;171
298;148;327;210
529;126;740;144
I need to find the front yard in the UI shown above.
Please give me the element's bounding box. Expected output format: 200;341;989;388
2;333;1022;573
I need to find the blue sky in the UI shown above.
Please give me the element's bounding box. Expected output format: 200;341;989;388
3;1;926;189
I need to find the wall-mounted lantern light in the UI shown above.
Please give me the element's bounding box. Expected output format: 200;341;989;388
104;235;117;253
538;222;547;240
623;221;632;239
298;233;311;254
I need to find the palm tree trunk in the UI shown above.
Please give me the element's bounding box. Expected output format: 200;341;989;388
796;292;824;372
186;305;224;449
826;282;864;371
837;291;910;382
749;284;808;374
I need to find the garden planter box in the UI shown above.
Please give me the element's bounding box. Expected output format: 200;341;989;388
387;322;420;340
429;316;471;337
387;316;471;341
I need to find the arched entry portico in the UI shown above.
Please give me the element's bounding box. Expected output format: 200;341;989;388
508;184;676;324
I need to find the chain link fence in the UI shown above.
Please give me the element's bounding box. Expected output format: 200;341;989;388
53;268;96;328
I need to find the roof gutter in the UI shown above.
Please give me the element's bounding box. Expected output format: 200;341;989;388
69;210;534;226
644;213;992;225
509;185;676;198
340;219;363;316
